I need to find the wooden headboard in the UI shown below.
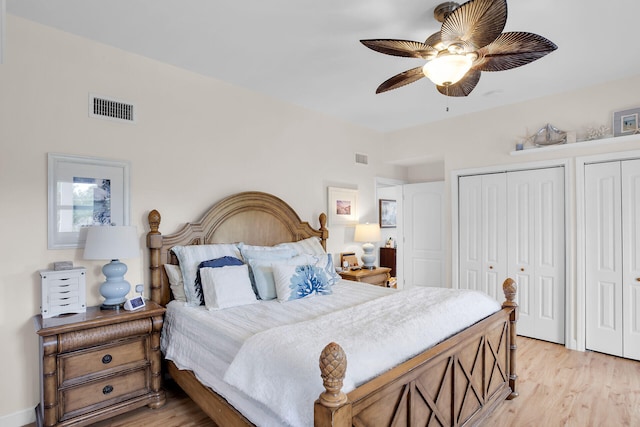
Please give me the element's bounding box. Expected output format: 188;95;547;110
146;191;328;306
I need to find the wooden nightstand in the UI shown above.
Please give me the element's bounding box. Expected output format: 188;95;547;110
338;266;392;287
34;300;166;427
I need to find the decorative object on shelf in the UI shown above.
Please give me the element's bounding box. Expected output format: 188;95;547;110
83;225;140;309
39;267;86;318
354;223;381;269
385;237;394;248
613;107;640;137
379;199;397;228
533;123;567;146
585;125;610;141
48;153;131;249
360;0;557;97
53;260;73;271
327;187;358;226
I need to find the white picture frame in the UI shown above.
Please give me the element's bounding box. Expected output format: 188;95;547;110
613;107;640;137
48;153;131;249
327;187;358;226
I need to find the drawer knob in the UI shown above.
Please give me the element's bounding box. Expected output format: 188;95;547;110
102;385;113;395
102;354;112;364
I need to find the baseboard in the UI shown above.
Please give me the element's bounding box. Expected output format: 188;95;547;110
0;406;36;427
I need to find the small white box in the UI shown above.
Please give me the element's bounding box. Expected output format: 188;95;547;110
39;267;86;318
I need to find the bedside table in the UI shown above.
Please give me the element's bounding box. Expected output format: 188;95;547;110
34;300;166;427
338;267;392;287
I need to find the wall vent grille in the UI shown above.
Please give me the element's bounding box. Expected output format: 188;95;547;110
89;94;136;123
355;153;369;165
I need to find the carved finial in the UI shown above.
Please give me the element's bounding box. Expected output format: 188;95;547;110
148;210;161;234
502;278;517;307
319;212;327;229
318;342;348;407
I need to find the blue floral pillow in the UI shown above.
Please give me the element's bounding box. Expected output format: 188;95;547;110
272;263;333;302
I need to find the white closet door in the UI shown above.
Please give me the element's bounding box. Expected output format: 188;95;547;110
459;173;506;300
508;168;565;343
585;162;623;356
622;159;640;359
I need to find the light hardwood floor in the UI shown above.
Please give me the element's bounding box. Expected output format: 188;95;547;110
25;337;640;427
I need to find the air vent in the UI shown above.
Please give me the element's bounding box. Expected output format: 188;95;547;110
89;94;136;123
355;153;369;165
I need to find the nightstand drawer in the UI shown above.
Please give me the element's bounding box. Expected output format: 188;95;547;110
60;337;147;384
60;368;149;419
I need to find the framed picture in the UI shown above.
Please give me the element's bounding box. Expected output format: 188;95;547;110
340;252;358;269
379;199;397;228
613;107;640;137
48;153;131;249
327;187;358;226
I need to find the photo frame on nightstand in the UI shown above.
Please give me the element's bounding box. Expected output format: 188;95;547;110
340;252;358;269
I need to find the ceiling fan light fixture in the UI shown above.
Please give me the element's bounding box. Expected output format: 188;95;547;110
422;52;473;86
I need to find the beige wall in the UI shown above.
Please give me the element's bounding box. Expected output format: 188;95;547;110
0;16;403;424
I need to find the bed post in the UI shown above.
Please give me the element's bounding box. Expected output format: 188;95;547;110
502;278;519;400
147;209;163;305
315;342;351;427
319;213;329;251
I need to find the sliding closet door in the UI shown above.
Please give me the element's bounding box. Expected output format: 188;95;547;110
507;167;565;343
459;173;507;300
622;160;640;360
585;162;623;356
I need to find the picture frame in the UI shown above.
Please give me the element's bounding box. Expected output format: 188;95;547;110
48;153;131;249
379;199;397;228
613;107;640;137
327;186;358;226
340;252;358;269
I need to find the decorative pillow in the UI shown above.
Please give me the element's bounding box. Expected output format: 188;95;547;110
239;245;297;300
171;244;242;306
272;263;333;302
194;256;244;305
163;264;187;302
288;253;341;287
200;264;258;310
276;236;326;256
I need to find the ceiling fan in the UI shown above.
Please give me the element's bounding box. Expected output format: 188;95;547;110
360;0;557;97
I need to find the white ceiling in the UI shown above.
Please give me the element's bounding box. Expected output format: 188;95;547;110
7;0;640;132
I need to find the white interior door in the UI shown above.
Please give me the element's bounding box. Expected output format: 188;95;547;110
402;181;444;288
585;162;623;356
622;159;640;359
508;167;565;343
458;173;507;299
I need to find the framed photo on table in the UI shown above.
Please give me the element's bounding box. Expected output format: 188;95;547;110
379;199;397;228
327;187;358;225
48;153;130;249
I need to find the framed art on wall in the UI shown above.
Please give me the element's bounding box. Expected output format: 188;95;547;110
613;107;640;137
48;153;131;249
327;187;358;226
379;199;397;228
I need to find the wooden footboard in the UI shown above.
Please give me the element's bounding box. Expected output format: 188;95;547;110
315;279;519;427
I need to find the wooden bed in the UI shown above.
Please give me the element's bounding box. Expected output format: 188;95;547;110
146;191;518;427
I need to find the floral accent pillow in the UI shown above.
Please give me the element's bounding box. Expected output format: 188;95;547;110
272;263;333;302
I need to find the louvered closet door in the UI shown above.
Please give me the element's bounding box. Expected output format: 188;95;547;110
585;162;623;356
507;167;565;343
622;159;640;360
459;173;507;300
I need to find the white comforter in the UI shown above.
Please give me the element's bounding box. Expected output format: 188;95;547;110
223;286;501;427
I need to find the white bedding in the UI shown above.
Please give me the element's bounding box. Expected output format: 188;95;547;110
161;281;501;427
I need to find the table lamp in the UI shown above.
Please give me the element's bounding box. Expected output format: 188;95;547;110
83;225;140;309
354;223;381;270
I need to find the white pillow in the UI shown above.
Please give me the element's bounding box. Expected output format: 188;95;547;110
163;264;187;302
277;237;326;256
171;244;242;306
239;244;298;300
200;264;258;310
272;262;333;302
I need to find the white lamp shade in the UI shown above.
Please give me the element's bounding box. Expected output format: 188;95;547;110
84;225;140;260
354;223;381;243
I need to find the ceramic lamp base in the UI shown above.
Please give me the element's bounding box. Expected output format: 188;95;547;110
99;259;131;309
361;242;376;269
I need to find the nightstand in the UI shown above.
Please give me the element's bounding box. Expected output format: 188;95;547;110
338;267;392;287
34;300;166;427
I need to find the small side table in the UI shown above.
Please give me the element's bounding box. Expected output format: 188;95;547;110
34;301;166;427
338;267;392;287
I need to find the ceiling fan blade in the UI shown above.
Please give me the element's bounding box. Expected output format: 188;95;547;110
376;67;426;93
361;39;437;59
473;32;558;71
441;0;507;50
436;69;481;96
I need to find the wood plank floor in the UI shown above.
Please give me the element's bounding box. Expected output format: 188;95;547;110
24;337;640;426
